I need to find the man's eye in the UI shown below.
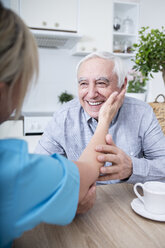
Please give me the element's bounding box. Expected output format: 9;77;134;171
79;82;88;86
96;81;107;86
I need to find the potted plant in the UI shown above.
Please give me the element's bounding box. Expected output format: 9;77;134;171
58;91;74;104
132;26;165;86
126;69;148;101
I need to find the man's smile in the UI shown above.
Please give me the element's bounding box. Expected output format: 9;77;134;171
87;101;103;106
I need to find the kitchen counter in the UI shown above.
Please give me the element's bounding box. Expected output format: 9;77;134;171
20;135;41;153
14;183;165;248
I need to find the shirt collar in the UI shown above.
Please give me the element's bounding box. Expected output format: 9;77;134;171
83;107;121;125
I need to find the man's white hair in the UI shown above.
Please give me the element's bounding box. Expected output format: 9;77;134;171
76;51;126;88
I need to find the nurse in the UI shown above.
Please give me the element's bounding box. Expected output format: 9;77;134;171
0;2;125;248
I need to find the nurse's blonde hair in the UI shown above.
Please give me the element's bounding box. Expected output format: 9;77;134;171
0;3;38;118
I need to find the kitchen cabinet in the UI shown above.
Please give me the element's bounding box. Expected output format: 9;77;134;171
0;120;23;138
112;1;139;58
72;0;113;55
14;0;78;32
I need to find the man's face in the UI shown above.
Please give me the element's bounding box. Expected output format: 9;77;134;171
78;57;121;119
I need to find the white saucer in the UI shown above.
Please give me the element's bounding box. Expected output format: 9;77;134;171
131;197;165;222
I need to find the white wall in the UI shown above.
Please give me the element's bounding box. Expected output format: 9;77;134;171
3;0;83;113
139;0;165;102
22;49;82;113
23;0;165;113
6;0;165;113
1;0;10;7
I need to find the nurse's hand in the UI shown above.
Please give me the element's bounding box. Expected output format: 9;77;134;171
76;184;96;214
96;134;132;181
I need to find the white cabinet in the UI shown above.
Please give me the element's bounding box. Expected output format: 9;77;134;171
72;0;113;55
18;0;78;32
112;1;139;58
0;120;23;138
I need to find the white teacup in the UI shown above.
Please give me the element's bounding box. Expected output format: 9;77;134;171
134;181;165;215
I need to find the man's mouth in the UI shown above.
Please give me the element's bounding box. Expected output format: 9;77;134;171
88;101;103;106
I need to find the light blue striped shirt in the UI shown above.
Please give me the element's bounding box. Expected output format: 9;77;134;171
35;97;165;184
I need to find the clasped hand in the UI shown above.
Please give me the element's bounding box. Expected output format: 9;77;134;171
96;134;133;181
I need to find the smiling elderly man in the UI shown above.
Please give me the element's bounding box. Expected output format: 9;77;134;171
35;51;165;213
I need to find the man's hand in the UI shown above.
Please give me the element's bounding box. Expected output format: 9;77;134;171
96;134;132;181
76;184;96;214
98;87;126;124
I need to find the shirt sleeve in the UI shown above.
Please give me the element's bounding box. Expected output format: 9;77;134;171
127;106;165;184
0;140;80;246
35;113;66;156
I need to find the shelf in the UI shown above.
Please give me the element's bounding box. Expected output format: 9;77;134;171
113;32;137;37
113;52;135;58
112;0;139;59
113;1;139;8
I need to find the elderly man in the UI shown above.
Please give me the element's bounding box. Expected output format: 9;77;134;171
35;51;165;212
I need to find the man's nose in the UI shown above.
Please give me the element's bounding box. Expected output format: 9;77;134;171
87;84;98;98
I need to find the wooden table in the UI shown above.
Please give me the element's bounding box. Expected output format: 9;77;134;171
14;184;165;248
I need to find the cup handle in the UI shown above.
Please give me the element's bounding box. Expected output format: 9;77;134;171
134;183;144;204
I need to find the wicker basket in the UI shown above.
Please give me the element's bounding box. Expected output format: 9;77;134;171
149;94;165;135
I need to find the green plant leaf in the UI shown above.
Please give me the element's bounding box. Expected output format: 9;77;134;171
58;91;74;104
132;26;165;84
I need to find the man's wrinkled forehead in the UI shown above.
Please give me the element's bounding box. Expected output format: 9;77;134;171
77;58;115;79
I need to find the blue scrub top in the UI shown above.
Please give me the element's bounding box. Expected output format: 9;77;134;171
0;138;80;248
